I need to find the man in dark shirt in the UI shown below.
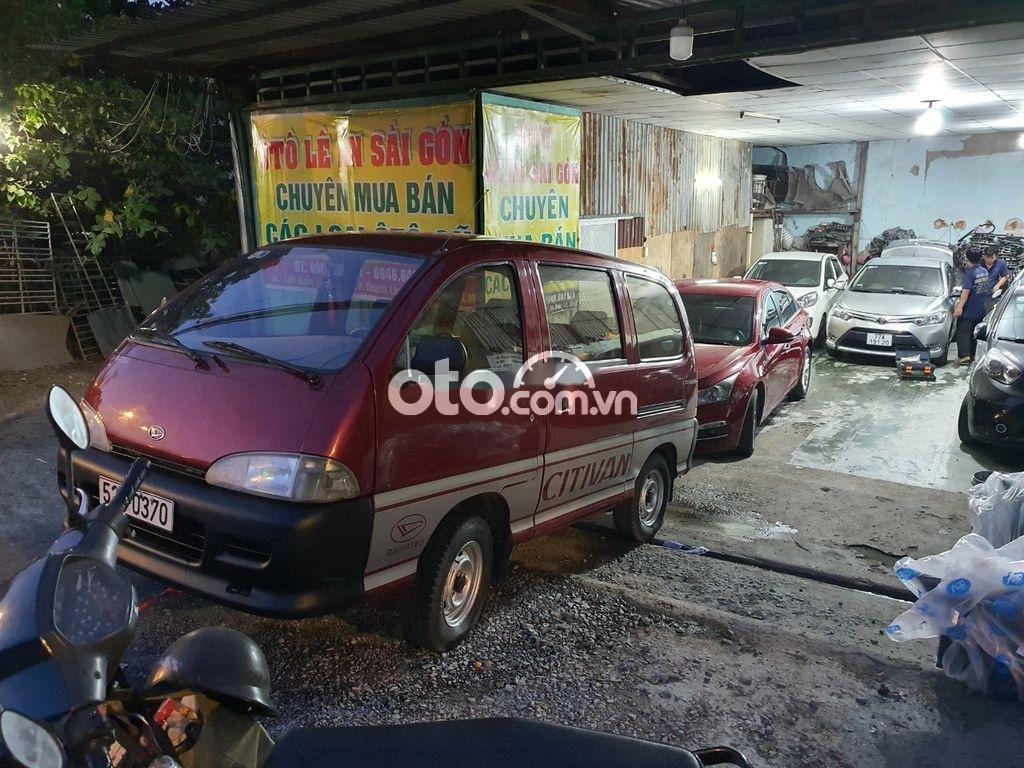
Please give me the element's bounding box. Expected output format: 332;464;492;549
983;246;1010;310
954;248;991;365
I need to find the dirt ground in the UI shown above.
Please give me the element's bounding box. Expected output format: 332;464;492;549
2;357;1023;767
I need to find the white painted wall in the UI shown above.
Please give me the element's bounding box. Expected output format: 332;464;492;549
759;132;1024;253
858;132;1024;251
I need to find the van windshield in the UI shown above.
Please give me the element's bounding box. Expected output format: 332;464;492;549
147;245;424;372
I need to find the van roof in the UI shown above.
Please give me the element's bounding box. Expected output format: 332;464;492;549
279;232;669;281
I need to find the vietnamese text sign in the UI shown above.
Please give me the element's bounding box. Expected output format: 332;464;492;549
481;94;581;247
250;102;476;245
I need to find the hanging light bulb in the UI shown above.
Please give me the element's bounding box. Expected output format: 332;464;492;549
669;19;694;61
915;101;943;135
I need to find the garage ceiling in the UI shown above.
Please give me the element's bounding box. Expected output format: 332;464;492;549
497;22;1024;144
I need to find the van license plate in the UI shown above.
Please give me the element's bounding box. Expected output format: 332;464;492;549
99;476;174;532
866;333;893;347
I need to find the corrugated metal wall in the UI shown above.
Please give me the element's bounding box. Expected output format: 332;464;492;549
581;113;752;237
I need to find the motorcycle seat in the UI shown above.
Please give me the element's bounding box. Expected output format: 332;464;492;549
265;717;704;768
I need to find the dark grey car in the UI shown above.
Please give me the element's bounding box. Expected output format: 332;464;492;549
959;277;1024;450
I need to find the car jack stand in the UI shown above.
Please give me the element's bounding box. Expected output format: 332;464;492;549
895;348;936;381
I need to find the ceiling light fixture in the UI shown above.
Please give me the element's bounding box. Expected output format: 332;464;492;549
669;18;694;61
739;111;782;123
915;101;943;136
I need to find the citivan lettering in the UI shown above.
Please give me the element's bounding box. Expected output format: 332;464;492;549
542;451;632;501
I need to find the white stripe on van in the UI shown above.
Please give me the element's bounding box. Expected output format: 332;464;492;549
363;559;418;591
374;456;542;511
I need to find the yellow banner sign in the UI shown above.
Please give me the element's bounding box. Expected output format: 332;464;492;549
481;95;581;248
250;102;476;245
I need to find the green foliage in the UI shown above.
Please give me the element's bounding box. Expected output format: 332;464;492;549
0;0;238;264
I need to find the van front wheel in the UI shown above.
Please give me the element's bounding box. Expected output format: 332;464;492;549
409;515;493;651
614;453;670;543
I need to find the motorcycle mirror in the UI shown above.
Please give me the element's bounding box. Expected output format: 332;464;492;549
0;710;66;768
46;386;89;451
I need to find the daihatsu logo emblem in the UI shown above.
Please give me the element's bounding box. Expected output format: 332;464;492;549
148;425;165;441
391;514;426;543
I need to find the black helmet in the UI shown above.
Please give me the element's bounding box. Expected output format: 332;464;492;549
145;627;277;717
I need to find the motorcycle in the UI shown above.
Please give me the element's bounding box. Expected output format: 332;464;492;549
0;387;754;768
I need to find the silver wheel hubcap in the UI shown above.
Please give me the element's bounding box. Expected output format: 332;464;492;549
442;540;484;628
638;470;665;527
802;351;811;389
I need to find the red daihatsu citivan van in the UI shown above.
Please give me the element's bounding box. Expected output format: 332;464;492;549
58;233;697;648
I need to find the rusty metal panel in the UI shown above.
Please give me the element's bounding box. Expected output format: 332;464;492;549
582;113;751;238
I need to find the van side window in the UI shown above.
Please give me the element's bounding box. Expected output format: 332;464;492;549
538;265;623;362
398;265;524;375
625;275;684;359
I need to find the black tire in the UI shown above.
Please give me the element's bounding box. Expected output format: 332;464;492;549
614;453;670;543
958;397;978;447
736;388;760;459
814;319;827;349
788;347;811;401
934;336;951;367
409;515;493;651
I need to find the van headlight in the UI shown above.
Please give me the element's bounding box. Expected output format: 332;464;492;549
697;373;739;406
912;311;947;326
982;349;1022;386
206;453;360;502
831;305;853;321
80;400;112;452
796;292;818;308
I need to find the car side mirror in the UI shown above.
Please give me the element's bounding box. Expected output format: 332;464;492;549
766;326;796;345
950;286;963;300
825;278;836;289
411;336;468;376
973;322;988;341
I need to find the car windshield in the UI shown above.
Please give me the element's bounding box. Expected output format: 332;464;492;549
746;259;820;288
996;293;1024;342
146;245;424;372
849;264;944;296
680;294;754;346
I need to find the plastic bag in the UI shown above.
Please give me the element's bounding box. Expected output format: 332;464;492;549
968;471;1024;547
887;472;1024;700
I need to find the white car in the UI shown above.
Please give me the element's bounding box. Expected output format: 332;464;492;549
744;251;848;344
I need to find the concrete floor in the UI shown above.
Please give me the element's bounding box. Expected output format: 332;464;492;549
2;356;1023;767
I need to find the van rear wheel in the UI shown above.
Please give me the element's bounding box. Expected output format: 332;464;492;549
614;454;670;543
409;515;493;651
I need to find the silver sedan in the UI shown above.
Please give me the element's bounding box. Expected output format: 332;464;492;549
825;255;959;365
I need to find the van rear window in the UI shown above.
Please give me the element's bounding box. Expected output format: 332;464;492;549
147;246;424;372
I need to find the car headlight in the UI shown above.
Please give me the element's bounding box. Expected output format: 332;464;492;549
80;399;112;452
982;349;1022;386
206;452;360;502
797;292;818;308
912;311;947;326
697;374;739;406
831;306;853;321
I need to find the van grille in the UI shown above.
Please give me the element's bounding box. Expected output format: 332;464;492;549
111;444;207;480
129;519;207;565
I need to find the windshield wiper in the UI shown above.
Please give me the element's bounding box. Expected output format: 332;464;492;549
134;326;209;369
178;302;355;335
202;340;322;389
996;336;1024;344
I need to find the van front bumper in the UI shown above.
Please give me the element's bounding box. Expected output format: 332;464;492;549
58;447;373;617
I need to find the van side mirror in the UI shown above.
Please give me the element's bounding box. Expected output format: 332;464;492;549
973;322;988;341
46;386;89;451
766;326;796;345
411;336;468;376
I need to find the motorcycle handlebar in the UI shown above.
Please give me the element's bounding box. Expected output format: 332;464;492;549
101;457;151;536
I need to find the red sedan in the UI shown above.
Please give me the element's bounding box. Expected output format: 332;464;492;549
676;279;812;457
